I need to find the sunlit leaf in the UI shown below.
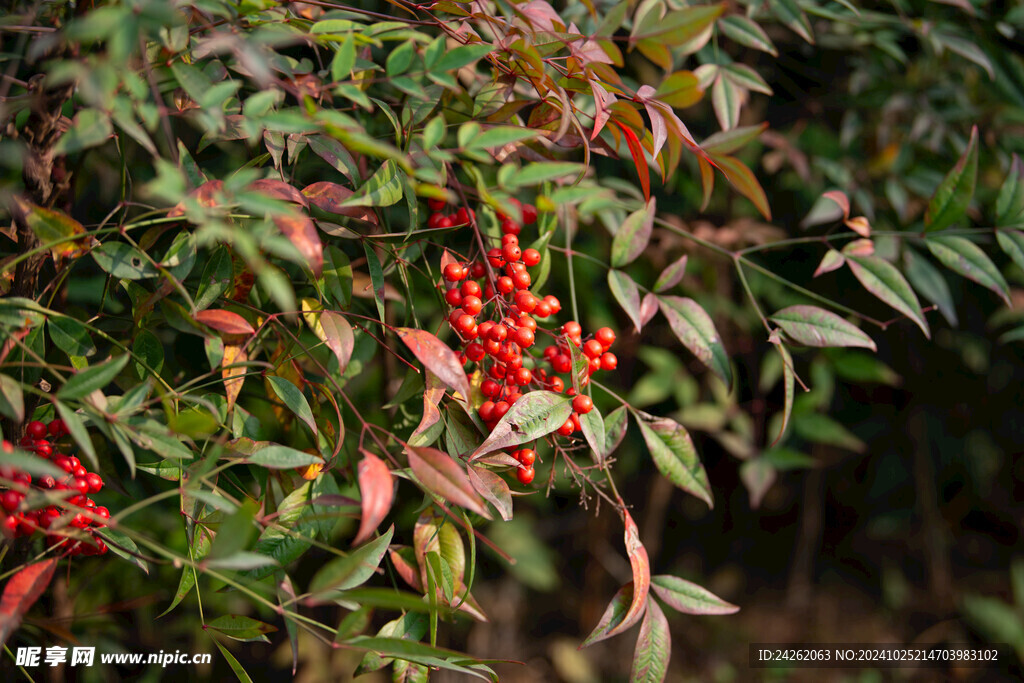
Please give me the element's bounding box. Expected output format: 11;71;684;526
309;526;394;600
407;445;490;518
635;412;713;508
608;269;644;333
396;327;471;403
57;354;129;400
649;574;739;615
196;309;255;337
769;305;876;350
719;15;777;55
354;451;394;546
206;615;278;643
266;375;317;436
0;559;58;647
471;391;572;459
630;598;670;683
657;295;732;386
467;464;512;521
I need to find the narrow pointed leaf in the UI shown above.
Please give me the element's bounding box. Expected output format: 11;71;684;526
213;639;254;683
925;125;978;231
769;305;876;350
206;615;278;642
579;405;607;462
657;295;732;386
616;121;650;202
926;235;1010;304
0;559;57;647
814;249;845;277
718;15;777;56
650;574;739;615
396;328;471;404
714;155;771;219
407;445;489;518
770;342;795;447
846;255;929;337
654;255;688;292
771;0;814;43
793;412;866;452
57;354;130;400
309;526;394;600
603;405;629;456
266;376;318;435
635;413;713;508
319;311;355;372
611;199;655;268
903;246;957;325
467;465;513;521
996;156;1024;227
246;445;322;469
630;598;671;683
608;269;644;333
471;391;573;459
581;583;635;647
196;309;255;337
0;375;25;422
354;451;394;545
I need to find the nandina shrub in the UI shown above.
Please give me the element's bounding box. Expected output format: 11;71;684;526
1;0;1023;679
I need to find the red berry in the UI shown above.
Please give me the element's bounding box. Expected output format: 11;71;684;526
437;216;453;228
513;367;533;385
583;339;604;359
514;327;535;348
562;321;581;337
517;448;537;467
428;198;446;211
501;233;519;247
500;219;520;235
595;327;616;349
483;338;501;356
462;295;483;316
572;395;594;414
533;301;552;318
543;295;561;314
600;352;618;371
487;248;504;268
27;421;47;439
428;212;446;229
481;379;500;398
445;288;463;306
48;420;66;437
516;466;535;485
489;324;508;342
548;376;565;393
493;401;511;420
521;248;541;267
86;472;103;493
443;263;466;282
478;401;496;422
1;491;22;512
466;343;486;362
502;244;522;263
34;444;52;458
461;280;482;297
456;314;477;336
518;315;537;332
1;515;18;537
73;465;88;478
552;354;572;374
512;271;531;290
470;262;486;279
515;291;537;313
73;478;91;495
522;204;538;225
557;418;574;436
496;276;514;295
454;207;470;225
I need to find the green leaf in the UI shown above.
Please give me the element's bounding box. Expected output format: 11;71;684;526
58;355;129;400
770;305;876;350
700;123;768;156
579;405;607;462
343;160;402;207
92;242;159;280
902;246;957;326
364;242;387;325
611;199;655;268
657;295;732;386
771;0;814;43
0;374;25;422
194;246;232;310
508;162;585;188
309;526;395;600
608;269;644;333
770;342;795;447
635;413;713;508
718;15;777;56
793;412;866;452
213;639;253;683
12;199;89;260
846;255;930;337
603;405;629;456
465;126;540;150
266;376;318;436
206;615;277;643
48;316;96;359
430;43;492;72
55;401;98;470
997;229;1024;273
711;75;741;131
0;448;63;479
996;156;1024;227
925;235;1010;304
331;34;357;82
470;391;573;459
246;445;322;469
630;598;671;683
714;154;771;220
649;575;739;615
53;109;112;155
581;583;635;647
159;527;211;617
132;329;164;380
925;126;979;231
94;526;150;574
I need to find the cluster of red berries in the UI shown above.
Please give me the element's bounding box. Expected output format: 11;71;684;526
1;419;109;556
433;197;618;486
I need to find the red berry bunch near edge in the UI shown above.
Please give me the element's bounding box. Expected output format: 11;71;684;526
1;419;109;556
433;197;618;486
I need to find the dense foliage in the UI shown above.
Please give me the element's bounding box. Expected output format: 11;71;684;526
2;0;1024;679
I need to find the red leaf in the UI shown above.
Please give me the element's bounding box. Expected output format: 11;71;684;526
614;120;650;202
581;583;636;647
618;510;651;635
248;179;308;207
0;559;57;647
222;344;248;413
319;311;355;373
196;309;255;337
302;182;379;224
389;547;423;592
698;156;714;211
467;464;513;521
395;328;471;404
591;81;616;141
168;179;225;218
639;292;659;329
714;154;771;220
354;450;394;546
274;214;323;277
822;190;850;220
406;445;490;518
410;372;445;445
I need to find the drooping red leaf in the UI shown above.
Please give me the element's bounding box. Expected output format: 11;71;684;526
302;181;379;224
274;214;323;277
12;197;94;261
248;179;308;207
196;309;255;336
354;450;395;546
813;249;845;277
395;328;471;404
618;510;651;633
319;311;355;373
467;464;513;521
0;559;57;647
389;546;423;592
406;445;490;518
590;80;616;141
614;120;650;202
580;583;635;648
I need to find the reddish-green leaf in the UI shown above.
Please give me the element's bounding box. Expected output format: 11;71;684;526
409;372;445;447
650;574;739;615
616;121;650;202
396;327;471;404
581;583;635;647
639;292;659;329
996;155;1024;227
308;526;394;600
657;295;732;386
302;182;378;224
248;178;307;207
635;413;713;508
205;614;278;642
654;254;688;292
406;445;489;518
196;309;255;337
579;404;607;462
274;214;323;277
619;511;651;630
770;305;876;350
714;154;771;219
711;75;741;131
630;598;671;683
925;125;978;232
467;464;513;521
12;197;93;260
925;235;1010;305
319;310;355;372
771;0;814;43
653;71;702;109
769;341;795;447
903;246;958;326
354;450;394;546
996;229;1024;272
0;374;25;422
814;249;845;277
603;405;629;456
718;15;777;56
471;391;573;459
846;255;930;337
608;269;644;333
701;123;768;156
611;198;656;268
0;559;57;647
